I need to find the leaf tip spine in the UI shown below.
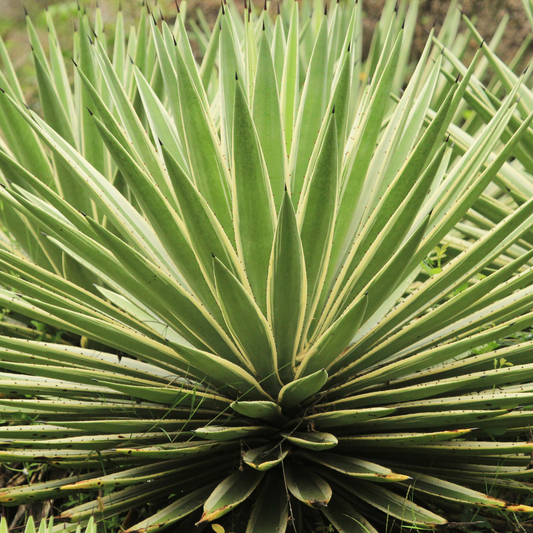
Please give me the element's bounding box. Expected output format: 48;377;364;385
86;107;93;116
71;57;78;67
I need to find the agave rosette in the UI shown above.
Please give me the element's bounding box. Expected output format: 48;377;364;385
1;0;533;531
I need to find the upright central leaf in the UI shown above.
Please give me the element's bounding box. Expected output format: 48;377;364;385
298;109;339;345
232;78;275;313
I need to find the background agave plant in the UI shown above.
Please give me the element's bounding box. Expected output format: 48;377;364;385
2;0;533;531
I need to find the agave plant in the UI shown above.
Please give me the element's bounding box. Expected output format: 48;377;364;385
2;0;533;531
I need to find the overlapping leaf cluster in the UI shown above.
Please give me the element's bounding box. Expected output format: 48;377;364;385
1;0;533;531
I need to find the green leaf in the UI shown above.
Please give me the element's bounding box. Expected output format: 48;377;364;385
92;40;176;207
281;431;338;451
198;470;264;523
399;471;525;509
194;426;274;442
297;293;368;378
242;443;289;471
290;15;329;204
232;77;275;312
330;476;447;526
246;471;289;533
230;401;284;423
161;144;241;291
304;407;396;428
214;257;281;395
338;429;474;448
298;109;338;340
124;485;215;533
298;451;409;482
332;29;404;270
285;464;332;508
173;46;233;239
218;6;243;163
322;494;379;533
280;1;299;154
267;190;307;383
253;29;286;211
278;369;327;410
90;116;222;319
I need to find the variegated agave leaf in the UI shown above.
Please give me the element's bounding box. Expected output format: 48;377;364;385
0;1;533;531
